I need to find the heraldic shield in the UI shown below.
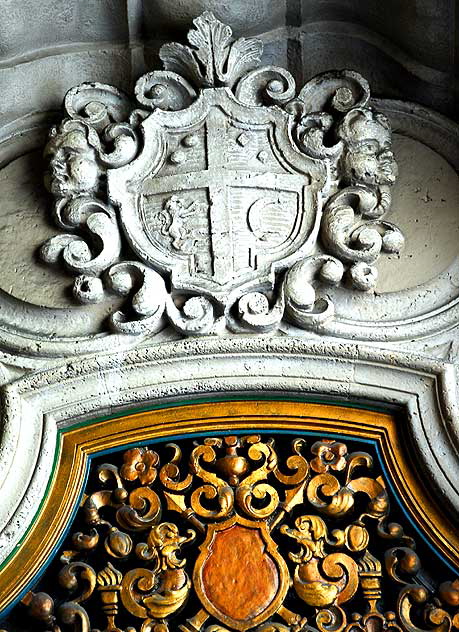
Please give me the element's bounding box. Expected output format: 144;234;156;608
108;88;326;301
193;515;290;631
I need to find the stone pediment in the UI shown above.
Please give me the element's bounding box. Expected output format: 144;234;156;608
0;11;455;371
0;7;455;374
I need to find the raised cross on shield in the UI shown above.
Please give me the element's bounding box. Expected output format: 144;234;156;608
108;88;327;303
40;11;402;336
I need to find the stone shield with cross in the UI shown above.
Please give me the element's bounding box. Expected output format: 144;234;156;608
108;87;327;303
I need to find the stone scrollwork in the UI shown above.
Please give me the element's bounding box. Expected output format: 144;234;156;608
41;11;404;337
283;256;344;328
13;434;459;632
105;262;167;334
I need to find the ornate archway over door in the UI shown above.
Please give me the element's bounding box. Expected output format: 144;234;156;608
1;401;458;632
0;8;458;632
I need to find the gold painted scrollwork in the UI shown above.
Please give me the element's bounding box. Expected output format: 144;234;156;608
274;438;309;486
116;486;162;530
398;586;452;632
235;437;279;519
281;515;359;609
121;522;195;623
190;441;235;519
160;443;193;491
58;562;97;603
12;432;459;632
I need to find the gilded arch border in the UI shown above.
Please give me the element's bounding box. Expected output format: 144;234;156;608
0;399;459;612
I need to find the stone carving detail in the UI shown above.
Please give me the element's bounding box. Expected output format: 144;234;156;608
15;435;459;632
41;11;404;336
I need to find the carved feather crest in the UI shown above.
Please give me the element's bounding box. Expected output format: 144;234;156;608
159;11;263;88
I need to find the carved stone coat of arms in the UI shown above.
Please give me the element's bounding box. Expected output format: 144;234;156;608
109;89;325;303
41;12;404;336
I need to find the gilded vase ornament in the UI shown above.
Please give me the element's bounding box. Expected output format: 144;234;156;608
40;11;404;336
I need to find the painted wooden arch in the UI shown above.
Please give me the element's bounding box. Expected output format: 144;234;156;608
0;400;458;632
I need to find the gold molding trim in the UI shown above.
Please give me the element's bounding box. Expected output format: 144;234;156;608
0;400;457;613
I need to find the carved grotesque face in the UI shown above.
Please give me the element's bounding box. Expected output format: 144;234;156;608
148;522;192;567
296;516;313;536
343;140;398;186
44;121;99;198
338;108;398;186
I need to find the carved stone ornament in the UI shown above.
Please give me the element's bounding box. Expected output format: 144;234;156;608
13;434;459;632
41;11;404;336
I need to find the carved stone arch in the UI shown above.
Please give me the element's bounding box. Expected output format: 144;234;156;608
0;339;458;629
0;6;458;632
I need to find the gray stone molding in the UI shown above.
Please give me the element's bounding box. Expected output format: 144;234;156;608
0;337;458;565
